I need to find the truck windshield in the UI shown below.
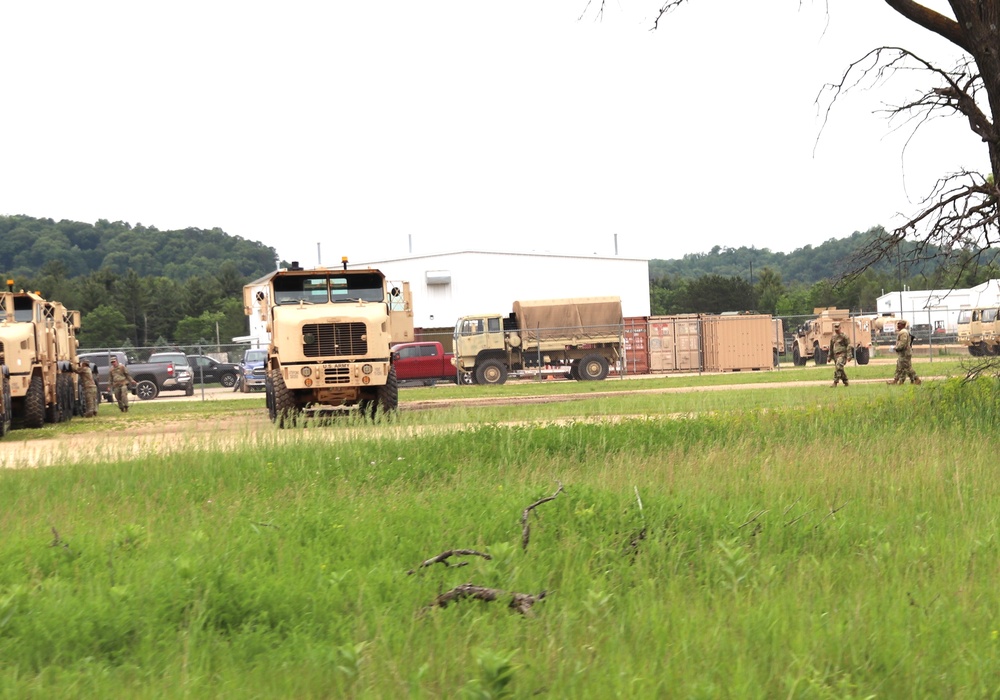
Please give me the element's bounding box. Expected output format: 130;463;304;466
272;273;385;304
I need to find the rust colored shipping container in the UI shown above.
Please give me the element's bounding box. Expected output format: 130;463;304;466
702;314;774;372
648;314;701;373
620;316;650;375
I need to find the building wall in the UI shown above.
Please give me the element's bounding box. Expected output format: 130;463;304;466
876;279;1000;331
351;250;651;329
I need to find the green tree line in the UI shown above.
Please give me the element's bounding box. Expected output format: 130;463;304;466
1;215;278;349
649;226;1000;316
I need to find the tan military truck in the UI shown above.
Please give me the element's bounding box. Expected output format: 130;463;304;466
452;296;624;385
957;306;998;356
0;282;82;429
244;260;413;424
791;307;873;367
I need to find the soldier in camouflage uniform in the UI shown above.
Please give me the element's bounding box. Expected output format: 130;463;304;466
889;319;922;385
75;360;98;417
829;322;850;387
108;357;135;412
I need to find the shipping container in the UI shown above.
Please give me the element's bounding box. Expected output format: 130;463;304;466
702;314;775;372
621;316;650;375
648;315;701;373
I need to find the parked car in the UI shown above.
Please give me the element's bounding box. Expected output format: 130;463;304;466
239;348;268;392
391;341;464;385
187;354;241;387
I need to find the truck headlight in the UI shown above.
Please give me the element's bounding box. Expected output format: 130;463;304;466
362;364;373;375
301;367;312;377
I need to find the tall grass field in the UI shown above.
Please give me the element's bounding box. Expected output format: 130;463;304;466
1;367;998;698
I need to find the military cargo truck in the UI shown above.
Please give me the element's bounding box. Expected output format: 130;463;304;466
957;306;998;356
791;308;873;367
453;297;623;385
0;283;81;429
244;260;413;425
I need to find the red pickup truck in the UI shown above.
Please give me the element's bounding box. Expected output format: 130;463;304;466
391;341;462;385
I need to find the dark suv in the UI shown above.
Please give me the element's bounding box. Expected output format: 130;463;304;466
187;355;241;387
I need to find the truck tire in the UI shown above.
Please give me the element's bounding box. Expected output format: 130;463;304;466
268;369;297;428
856;347;871;365
220;372;237;388
792;345;803;366
0;374;11;437
814;346;827;366
185;382;195;396
22;375;46;429
475;359;507;385
135;379;159;400
578;354;609;381
375;366;399;416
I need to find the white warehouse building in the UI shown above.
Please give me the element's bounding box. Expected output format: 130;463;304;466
349;250;651;333
875;278;1000;332
236;250;650;346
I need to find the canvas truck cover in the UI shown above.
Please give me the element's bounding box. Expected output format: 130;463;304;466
512;297;623;344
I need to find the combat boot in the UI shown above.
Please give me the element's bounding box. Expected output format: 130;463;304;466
913;378;922;385
886;379;897;385
831;381;838;387
843;378;849;386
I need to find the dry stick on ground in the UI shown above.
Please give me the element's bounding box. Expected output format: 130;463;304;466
521;481;564;551
427;583;548;616
738;510;769;529
407;549;492;575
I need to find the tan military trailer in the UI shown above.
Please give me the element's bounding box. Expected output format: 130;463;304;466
0;282;82;430
791;307;873;367
452;296;624;385
244;260;413;425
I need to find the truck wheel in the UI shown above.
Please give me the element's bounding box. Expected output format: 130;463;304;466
814;347;827;366
475;359;507;385
856;347;871;365
135;380;159;400
220;372;237;388
22;375;46;429
458;372;474;386
578;354;609;381
374;366;399;417
0;375;11;437
269;369;297;427
185;382;195;396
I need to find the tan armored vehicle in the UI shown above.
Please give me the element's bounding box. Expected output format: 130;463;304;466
244;261;413;424
0;282;81;429
791;307;873;366
453;297;623;385
957;306;999;356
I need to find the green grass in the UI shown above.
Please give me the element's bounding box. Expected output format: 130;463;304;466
0;370;998;697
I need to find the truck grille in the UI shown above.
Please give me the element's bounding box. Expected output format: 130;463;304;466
322;365;352;384
302;323;367;357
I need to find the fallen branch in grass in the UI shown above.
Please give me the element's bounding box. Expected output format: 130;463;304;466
407;549;492;575
521;481;564;550
427;583;548;615
738;509;768;529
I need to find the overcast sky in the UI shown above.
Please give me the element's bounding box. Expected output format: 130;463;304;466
0;1;985;267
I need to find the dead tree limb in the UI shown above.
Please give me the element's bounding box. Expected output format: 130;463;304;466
407;549;492;575
521;481;565;551
427;583;548;615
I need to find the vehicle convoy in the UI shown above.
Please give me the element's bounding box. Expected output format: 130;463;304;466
391;341;461;385
187;354;241;387
244;260;414;423
791;308;873;367
452;296;624;385
0;283;82;429
77;350;195;401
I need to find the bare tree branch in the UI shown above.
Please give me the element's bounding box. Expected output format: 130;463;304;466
521;481;565;550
